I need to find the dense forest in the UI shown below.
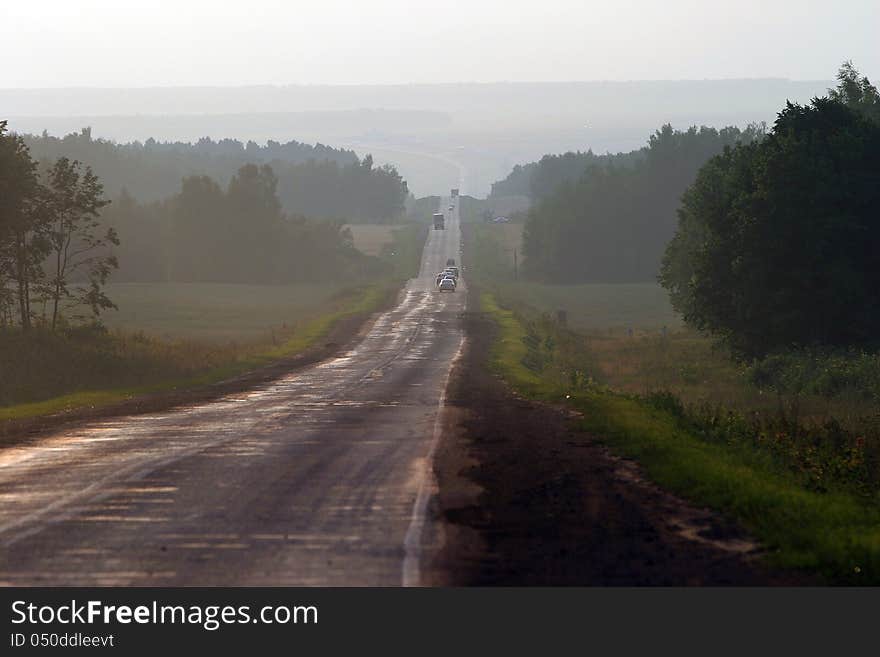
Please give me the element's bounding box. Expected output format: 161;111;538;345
21;129;408;222
519;123;765;282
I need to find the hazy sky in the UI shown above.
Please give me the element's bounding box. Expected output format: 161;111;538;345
3;0;878;87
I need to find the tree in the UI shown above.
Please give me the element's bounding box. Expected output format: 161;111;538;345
0;121;44;329
828;61;880;123
223;164;284;282
170;175;226;281
660;94;880;358
42;157;116;330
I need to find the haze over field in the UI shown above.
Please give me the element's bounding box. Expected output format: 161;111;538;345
3;0;876;195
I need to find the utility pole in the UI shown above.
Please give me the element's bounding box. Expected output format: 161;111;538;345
514;248;518;281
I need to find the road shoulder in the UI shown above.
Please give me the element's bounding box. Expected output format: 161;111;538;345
428;309;796;585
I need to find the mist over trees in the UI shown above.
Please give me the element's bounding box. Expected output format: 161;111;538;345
20;130;410;223
661;65;880;358
103;165;389;284
22;130;357;202
490;150;641;199
519;123;765;282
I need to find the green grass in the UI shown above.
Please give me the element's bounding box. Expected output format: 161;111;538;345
0;284;394;423
98;281;355;342
480;290;880;583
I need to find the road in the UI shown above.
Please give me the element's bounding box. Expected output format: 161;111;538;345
0;201;464;586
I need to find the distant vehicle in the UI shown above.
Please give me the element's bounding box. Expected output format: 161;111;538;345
451;188;459;197
448;205;454;211
435;272;447;286
433;212;445;230
492;216;510;224
446;258;456;266
446;266;460;277
438;278;456;292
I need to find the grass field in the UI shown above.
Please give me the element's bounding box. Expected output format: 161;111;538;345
345;224;399;257
98;282;355;342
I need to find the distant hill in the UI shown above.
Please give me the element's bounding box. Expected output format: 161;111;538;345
3;79;831;197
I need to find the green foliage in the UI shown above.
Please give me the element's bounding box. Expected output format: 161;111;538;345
1;125;119;330
828;61;880;123
747;349;880;402
42;157;117;329
661;72;880;357
522;124;764;282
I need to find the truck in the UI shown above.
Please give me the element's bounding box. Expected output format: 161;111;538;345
450;188;459;198
433;212;445;230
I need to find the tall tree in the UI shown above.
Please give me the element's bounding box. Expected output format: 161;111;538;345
828;61;880;123
0;121;43;329
42;157;117;330
660;90;880;358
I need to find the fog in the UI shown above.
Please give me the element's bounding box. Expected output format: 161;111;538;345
4;1;877;86
2;0;876;195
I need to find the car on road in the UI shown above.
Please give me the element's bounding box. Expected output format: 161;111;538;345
445;266;460;278
438;278;456;292
446;258;456;266
435;272;447;286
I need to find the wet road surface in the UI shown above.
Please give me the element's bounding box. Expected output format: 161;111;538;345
0;201;465;586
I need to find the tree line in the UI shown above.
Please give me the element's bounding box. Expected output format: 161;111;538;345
519;123;765;282
22;130;409;222
490;149;641;200
104;164;390;284
22;130;356;203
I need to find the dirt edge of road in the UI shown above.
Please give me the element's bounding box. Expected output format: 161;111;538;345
427;307;806;586
0;286;403;449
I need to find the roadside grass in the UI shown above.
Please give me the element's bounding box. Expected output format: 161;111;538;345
379;222;429;280
480;290;880;583
96;281;356;342
0;221;427;424
0;284;394;422
466;223;880;583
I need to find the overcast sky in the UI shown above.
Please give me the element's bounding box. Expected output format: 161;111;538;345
3;0;878;88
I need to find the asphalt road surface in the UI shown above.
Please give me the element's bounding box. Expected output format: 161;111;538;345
0;201;465;586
